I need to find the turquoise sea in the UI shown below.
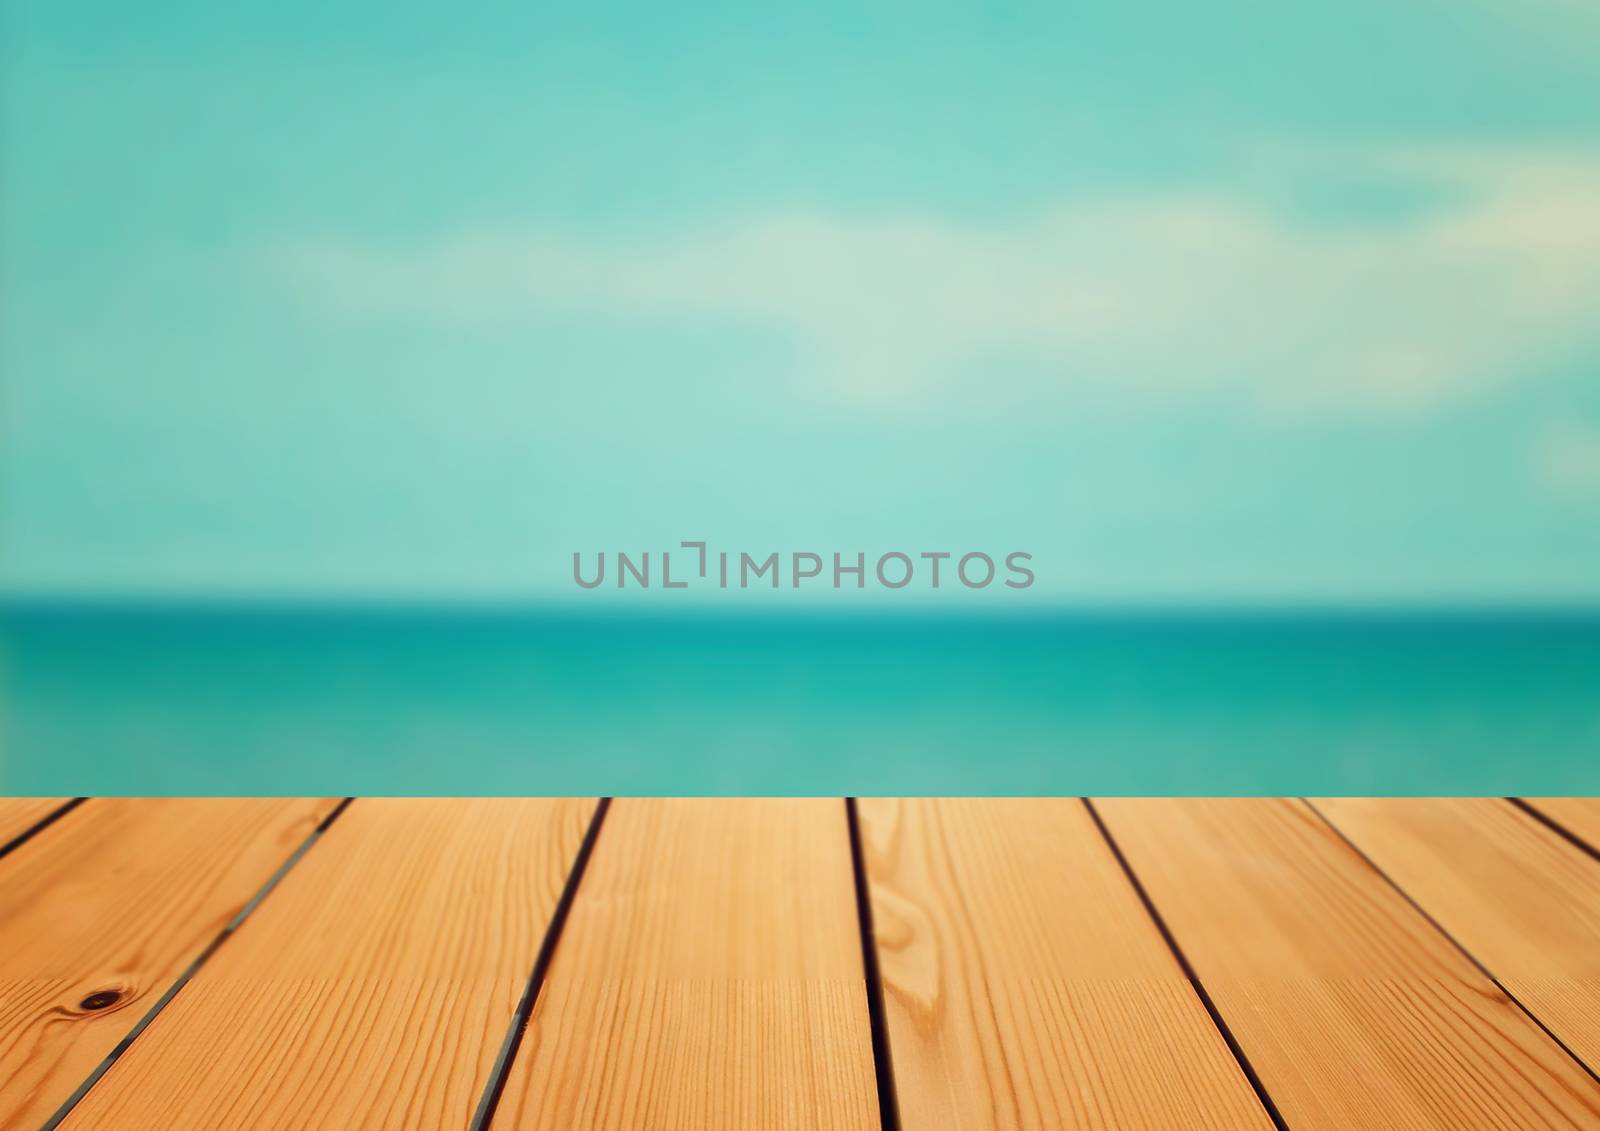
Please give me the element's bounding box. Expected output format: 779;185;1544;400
2;605;1597;795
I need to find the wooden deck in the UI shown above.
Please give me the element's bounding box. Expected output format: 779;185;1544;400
1;798;1598;1130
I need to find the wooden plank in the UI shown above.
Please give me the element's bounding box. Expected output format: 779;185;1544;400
63;798;596;1130
858;798;1273;1130
1094;798;1600;1130
1317;797;1600;1068
0;798;72;852
492;798;879;1130
0;797;338;1131
1523;797;1600;850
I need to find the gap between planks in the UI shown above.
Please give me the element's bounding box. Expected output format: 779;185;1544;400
0;798;84;860
1094;798;1600;1130
487;799;882;1131
58;799;596;1129
1310;797;1600;1084
857;798;1278;1131
0;798;347;1131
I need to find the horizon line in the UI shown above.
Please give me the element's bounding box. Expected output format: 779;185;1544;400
4;592;1600;622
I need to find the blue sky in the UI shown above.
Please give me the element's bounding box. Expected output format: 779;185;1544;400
3;1;1599;602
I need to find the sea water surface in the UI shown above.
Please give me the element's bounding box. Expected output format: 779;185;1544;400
2;604;1597;795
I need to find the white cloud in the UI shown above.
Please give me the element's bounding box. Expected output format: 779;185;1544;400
265;144;1600;414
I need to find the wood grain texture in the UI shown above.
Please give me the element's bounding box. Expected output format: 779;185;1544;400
1094;798;1600;1131
63;798;596;1131
0;797;337;1131
858;798;1271;1130
493;798;879;1131
1524;798;1600;852
0;798;72;852
1318;797;1600;1069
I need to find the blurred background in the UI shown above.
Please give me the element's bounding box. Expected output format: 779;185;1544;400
2;1;1598;793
